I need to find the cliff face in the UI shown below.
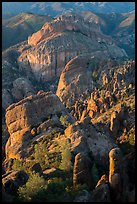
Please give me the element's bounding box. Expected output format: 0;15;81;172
18;12;127;83
56;52;134;111
5;91;68;159
2;12;52;50
2;12;129;111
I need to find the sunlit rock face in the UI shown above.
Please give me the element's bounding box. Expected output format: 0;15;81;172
18;12;127;82
5;91;67;159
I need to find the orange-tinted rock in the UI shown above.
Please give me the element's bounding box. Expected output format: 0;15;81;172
5;92;67;159
64;123;88;154
87;99;98;118
73;152;93;188
18;13;126;83
109;148;128;202
92;174;110;202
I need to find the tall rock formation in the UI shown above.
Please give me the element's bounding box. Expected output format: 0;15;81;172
73;152;93;188
5;91;70;159
109;148;128;202
18;12;127;83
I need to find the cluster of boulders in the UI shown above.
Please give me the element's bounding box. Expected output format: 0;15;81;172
57;59;135;122
2;88;135;202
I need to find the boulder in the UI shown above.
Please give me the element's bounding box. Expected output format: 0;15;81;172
11;77;36;101
2;170;29;195
110;105;128;137
87;127;117;168
5;92;68;159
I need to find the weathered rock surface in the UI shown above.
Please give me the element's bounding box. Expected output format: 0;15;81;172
110;111;120;136
87;127;117;167
65;120;116;167
87;99;98;118
2;45;37;110
18;12;127;83
92;175;111;202
56;51;128;110
57;56;134;116
2;159;14;174
73;152;93;188
65;123;89;155
5;91;69;159
11;77;36;101
2;170;29;195
109;148;128;202
110;104;128;137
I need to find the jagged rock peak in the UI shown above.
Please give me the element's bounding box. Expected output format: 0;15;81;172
28;12;103;46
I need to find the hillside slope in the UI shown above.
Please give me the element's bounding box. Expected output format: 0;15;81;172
2;12;52;50
2;2;135;17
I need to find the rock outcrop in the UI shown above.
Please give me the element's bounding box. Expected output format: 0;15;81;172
73;152;93;188
5;91;70;159
56;52;130;110
86;126;117;167
56;52;107;108
64;123;89;155
2;170;29;195
110;111;120;136
92;175;111;202
109;148;128;202
110;104;128;137
65;120;116;167
18;12;127;83
11;77;36;101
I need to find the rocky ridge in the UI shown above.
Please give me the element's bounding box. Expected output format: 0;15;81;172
18;12;127;83
2;11;135;203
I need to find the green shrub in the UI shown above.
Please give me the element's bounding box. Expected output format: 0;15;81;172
12;159;26;172
67;183;89;198
33;140;61;170
34;143;49;168
18;172;47;202
59;139;72;171
59;115;72;127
